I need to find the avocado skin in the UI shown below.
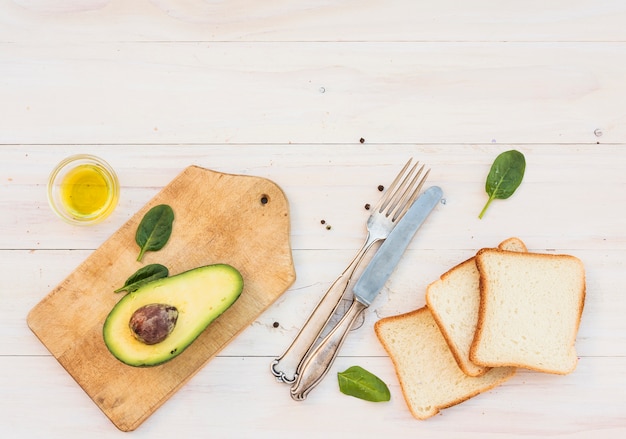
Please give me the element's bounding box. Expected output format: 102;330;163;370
103;264;243;367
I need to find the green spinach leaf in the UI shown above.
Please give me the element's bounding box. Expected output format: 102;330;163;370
135;204;175;261
337;365;391;402
479;150;526;219
114;263;169;293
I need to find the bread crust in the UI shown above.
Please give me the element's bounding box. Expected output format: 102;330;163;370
497;237;528;252
426;238;527;377
374;238;585;421
426;257;490;377
375;307;516;420
470;249;586;374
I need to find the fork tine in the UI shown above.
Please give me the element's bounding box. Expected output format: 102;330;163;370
374;158;413;213
392;167;430;221
384;162;423;217
372;158;431;222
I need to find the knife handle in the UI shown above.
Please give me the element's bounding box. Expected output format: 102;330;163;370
271;234;377;384
290;298;368;400
270;272;352;384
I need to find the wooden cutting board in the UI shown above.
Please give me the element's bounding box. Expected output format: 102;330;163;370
27;166;296;432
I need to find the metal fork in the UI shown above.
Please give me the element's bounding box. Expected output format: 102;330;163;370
270;159;429;384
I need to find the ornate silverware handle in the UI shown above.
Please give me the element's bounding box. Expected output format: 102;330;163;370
271;235;375;384
272;159;429;385
290;298;368;400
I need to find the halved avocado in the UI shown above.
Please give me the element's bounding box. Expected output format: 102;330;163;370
103;264;243;367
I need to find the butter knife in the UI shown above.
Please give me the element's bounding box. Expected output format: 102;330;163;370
290;186;443;400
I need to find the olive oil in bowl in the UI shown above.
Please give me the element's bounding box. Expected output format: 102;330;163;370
48;155;119;225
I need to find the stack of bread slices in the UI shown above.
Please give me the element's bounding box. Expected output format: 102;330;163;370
374;238;586;420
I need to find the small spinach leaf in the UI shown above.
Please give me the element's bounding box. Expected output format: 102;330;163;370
114;263;169;293
337;365;391;402
479;150;526;219
135;204;175;261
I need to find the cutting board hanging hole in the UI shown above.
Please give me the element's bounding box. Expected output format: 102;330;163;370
260;194;269;205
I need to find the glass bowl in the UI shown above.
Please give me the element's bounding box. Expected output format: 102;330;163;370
47;154;120;225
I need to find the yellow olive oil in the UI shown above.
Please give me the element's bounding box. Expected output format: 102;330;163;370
60;164;112;218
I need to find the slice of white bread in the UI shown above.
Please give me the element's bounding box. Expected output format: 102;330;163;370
425;238;527;376
496;237;528;253
374;307;516;420
470;249;586;375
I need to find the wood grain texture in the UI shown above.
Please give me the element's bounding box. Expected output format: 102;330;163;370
1;42;624;145
2;144;624;252
2;0;626;437
2;0;626;42
26;166;296;431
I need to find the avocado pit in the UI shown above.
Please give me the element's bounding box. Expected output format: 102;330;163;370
129;303;178;345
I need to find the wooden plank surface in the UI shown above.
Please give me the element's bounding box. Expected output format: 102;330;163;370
2;0;626;42
1;42;625;145
1;1;626;437
26;166;296;431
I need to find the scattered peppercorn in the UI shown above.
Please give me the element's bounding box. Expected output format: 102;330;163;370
359;137;365;144
378;185;384;191
364;203;371;210
272;321;279;328
320;219;326;224
326;225;332;230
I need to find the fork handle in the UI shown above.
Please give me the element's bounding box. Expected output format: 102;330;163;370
290;298;368;400
270;235;377;384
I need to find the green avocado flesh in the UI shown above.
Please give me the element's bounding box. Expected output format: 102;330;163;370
103;264;243;367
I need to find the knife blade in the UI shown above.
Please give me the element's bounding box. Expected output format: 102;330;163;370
290;185;443;400
353;185;443;306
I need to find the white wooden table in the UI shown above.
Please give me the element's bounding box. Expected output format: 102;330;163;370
1;2;625;437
